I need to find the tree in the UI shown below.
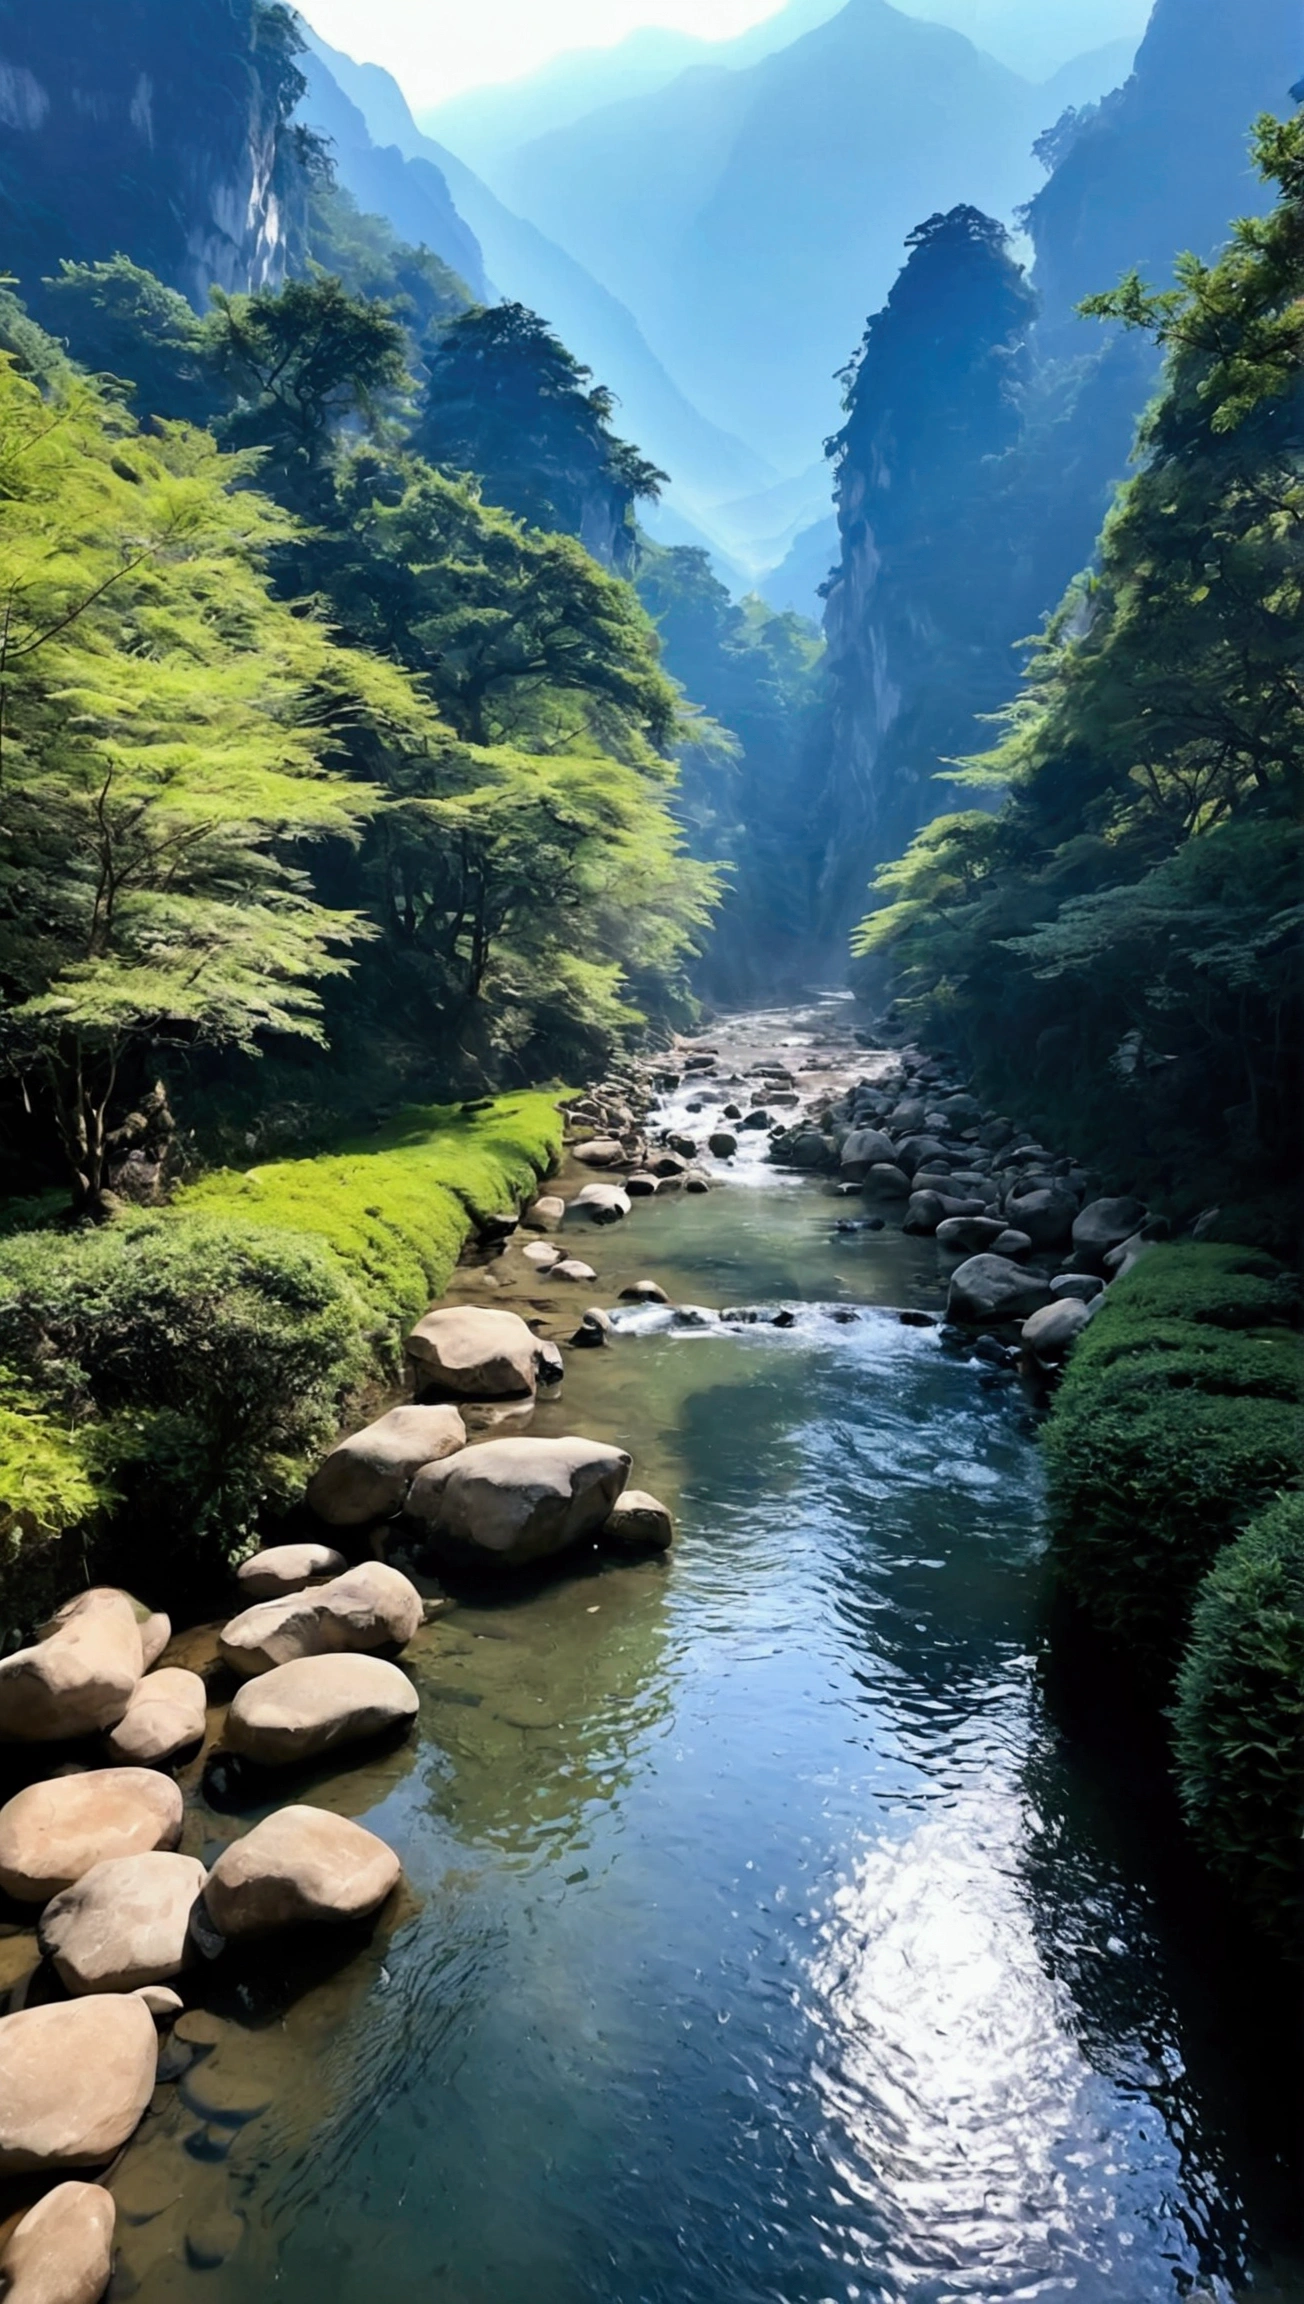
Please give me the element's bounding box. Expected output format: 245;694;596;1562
853;116;1304;1205
202;275;411;503
0;356;434;1209
43;256;219;428
413;302;665;571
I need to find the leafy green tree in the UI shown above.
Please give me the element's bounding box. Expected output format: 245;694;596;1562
202;275;411;503
0;356;433;1209
413;302;665;571
854;116;1304;1206
43;257;219;427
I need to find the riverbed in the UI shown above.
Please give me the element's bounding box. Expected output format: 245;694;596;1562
110;1005;1300;2304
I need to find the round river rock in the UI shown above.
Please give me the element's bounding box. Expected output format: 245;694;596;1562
202;1805;400;1939
0;1769;184;1904
223;1653;419;1766
39;1852;208;1996
0;1996;158;2173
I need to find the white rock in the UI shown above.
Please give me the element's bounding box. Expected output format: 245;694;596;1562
406;1306;540;1398
407;1436;631;1570
305;1404;466;1526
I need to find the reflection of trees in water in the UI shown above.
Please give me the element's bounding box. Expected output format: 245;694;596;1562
1014;1708;1281;2292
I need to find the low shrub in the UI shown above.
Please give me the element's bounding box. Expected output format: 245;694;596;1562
1172;1492;1304;1948
0;1373;115;1640
0;1095;563;1615
1045;1245;1303;1675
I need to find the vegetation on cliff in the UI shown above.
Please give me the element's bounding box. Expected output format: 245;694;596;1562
854;116;1304;1226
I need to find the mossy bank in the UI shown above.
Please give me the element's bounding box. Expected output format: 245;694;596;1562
0;1095;563;1631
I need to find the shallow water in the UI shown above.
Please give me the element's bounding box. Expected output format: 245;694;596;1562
114;1059;1300;2304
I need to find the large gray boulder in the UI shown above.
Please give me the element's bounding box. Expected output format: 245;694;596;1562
946;1255;1055;1328
106;1667;208;1766
1022;1299;1093;1363
0;1997;158;2173
223;1653;418;1767
0;1769;184;1904
219;1562;423;1679
0;2181;116;2304
600;1491;674;1555
0;1594;143;1744
235;1541;347;1601
1050;1272;1105;1304
306;1404;466;1525
1070;1195;1148;1271
407;1436;631;1570
904;1192;988;1236
1004;1184;1079;1250
839;1128;896;1174
202;1806;400;1940
935;1215;1008;1255
406;1306;540;1398
862;1162;911;1200
39;1852;208;1996
894;1135;949;1177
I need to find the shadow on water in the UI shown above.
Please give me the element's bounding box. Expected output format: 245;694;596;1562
110;1184;1303;2304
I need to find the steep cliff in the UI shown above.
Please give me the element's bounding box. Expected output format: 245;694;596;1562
814;0;1299;952
0;0;311;309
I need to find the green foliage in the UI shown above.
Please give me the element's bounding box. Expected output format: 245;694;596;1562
1172;1490;1304;1947
855;119;1304;1209
43;257;220;427
0;1213;366;1582
0;1094;561;1609
1045;1247;1304;1673
414;302;665;572
179;1090;563;1338
203;275;412;503
0;352;440;1205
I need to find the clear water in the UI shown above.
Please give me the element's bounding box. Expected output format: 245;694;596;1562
114;1161;1300;2303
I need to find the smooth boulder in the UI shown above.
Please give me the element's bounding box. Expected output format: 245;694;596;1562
0;1997;157;2173
946;1255;1055;1328
601;1491;674;1555
573;1185;631;1225
202;1806;400;1940
0;1595;143;1744
234;1541;347;1601
45;1589;168;1673
1021;1298;1093;1363
1050;1272;1105;1304
406;1306;540;1399
220;1562;423;1678
224;1654;418;1767
523;1195;566;1231
39;1852;208;1996
106;1668;208;1766
1004;1184;1078;1251
863;1163;911;1200
571;1137;625;1168
552;1257;597;1283
0;2182;116;2304
0;1770;184;1904
839;1128;897;1174
305;1404;466;1526
1070;1195;1148;1271
935;1215;1008;1255
407;1436;631;1570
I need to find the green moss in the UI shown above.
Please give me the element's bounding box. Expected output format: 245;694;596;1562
0;1094;563;1616
1172;1492;1304;1948
176;1092;563;1348
1045;1245;1304;1674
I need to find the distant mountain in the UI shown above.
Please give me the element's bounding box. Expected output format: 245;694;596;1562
1036;36;1142;116
757;516;840;621
296;47;486;296
420;0;846;187
492;0;1086;470
299;26;772;517
892;0;1150;79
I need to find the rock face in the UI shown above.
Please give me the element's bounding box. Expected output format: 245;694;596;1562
0;1770;184;1903
406;1307;540;1398
0;1593;143;1743
1021;1298;1092;1362
106;1668;208;1765
1070;1195;1148;1270
202;1806;400;1939
601;1491;674;1554
305;1404;467;1526
0;1997;158;2173
407;1436;631;1570
573;1184;632;1224
0;2181;116;2304
39;1852;208;1996
219;1562;424;1678
946;1255;1055;1327
223;1654;419;1767
235;1542;348;1601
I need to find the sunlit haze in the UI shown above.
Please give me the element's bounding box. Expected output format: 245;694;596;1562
296;0;799;105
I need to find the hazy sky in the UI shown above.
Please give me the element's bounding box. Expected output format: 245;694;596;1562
299;0;796;107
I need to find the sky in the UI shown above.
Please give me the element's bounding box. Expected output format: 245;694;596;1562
298;0;796;107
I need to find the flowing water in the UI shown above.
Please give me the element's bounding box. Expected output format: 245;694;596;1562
111;1018;1300;2304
